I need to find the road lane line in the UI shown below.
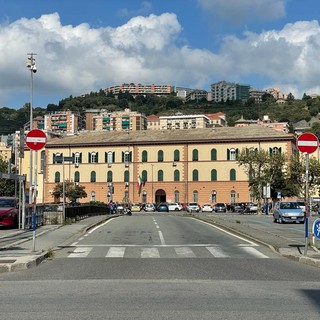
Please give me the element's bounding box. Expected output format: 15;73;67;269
106;247;126;258
87;219;114;234
68;247;92;258
193;218;259;246
141;248;160;258
206;246;230;258
241;246;269;258
158;231;166;245
175;247;196;258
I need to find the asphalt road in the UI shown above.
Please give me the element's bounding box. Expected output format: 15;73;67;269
1;213;320;320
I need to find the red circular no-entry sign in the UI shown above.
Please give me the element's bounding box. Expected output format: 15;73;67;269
26;129;47;151
297;132;319;154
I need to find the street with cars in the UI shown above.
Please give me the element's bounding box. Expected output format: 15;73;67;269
1;209;320;319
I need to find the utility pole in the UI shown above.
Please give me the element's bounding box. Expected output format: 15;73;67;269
26;53;37;204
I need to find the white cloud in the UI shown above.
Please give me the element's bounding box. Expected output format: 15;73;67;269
197;0;286;24
0;12;320;107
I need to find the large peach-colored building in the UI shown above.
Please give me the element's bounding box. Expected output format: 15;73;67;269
32;126;296;206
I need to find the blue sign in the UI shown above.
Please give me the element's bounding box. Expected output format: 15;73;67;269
313;219;320;239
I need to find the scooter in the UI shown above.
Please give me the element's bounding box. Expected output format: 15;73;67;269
123;207;132;216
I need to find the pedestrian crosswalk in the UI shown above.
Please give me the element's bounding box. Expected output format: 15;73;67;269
67;245;269;259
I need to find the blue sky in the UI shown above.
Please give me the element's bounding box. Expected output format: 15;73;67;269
0;0;320;109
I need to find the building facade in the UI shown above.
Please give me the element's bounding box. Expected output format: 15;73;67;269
211;81;250;102
159;115;210;130
44;111;78;135
86;108;147;132
33;127;295;206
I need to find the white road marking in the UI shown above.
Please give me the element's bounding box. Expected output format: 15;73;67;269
175;247;196;258
206;246;230;258
193;218;259;246
141;248;160;258
70;242;78;246
106;247;126;258
241;246;269;258
68;247;92;258
87;219;114;234
158;231;166;245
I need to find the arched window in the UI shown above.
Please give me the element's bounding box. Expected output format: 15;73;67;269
124;170;129;182
227;148;238;160
158;170;163;181
174;190;180;203
74;171;80;183
230;169;236;181
142;170;148;182
54;171;60;183
192;149;199;161
158;150;164;162
107;170;113;182
142;150;148;162
230;190;236;203
90;171;96;182
211;190;217;203
211;169;217;181
211;148;217;161
174;149;180;161
174;169;180;181
193;190;198;203
192;169;199;181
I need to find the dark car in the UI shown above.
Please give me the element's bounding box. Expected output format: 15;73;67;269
157;203;169;212
214;203;227;213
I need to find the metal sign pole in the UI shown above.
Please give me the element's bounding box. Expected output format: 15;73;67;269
304;153;309;256
32;150;38;252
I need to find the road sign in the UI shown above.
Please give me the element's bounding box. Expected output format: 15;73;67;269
26;129;47;151
313;219;320;239
297;132;319;154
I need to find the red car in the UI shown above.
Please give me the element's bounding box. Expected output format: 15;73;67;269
0;197;18;227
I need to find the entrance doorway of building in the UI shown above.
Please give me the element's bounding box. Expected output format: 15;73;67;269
155;189;166;204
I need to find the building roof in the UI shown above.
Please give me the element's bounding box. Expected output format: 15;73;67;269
46;126;295;148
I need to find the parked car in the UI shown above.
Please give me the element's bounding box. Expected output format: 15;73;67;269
186;202;200;212
168;202;182;211
157;203;169;212
130;203;141;212
244;203;258;213
0;197;18;227
144;203;156;212
214;203;227;213
273;201;304;224
296;201;306;213
201;203;213;212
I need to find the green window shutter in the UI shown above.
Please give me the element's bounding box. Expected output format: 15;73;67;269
142;150;147;162
55;172;60;183
79;153;82;164
158;170;163;181
211;149;217;161
96;152;99;163
74;171;80;182
230;169;236;181
124;170;129;182
107;171;112;182
193;169;198;181
72;153;75;164
211;169;217;181
88;152;91;163
91;171;96;182
142;170;147;182
105;152;108;163
122;152;124;162
227;149;230;160
113;152;115;162
174;170;180;181
158;150;163;162
174;150;180;161
192;149;198;161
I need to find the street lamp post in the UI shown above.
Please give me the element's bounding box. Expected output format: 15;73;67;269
26;53;37;204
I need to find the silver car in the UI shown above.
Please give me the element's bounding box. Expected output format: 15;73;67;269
273;201;304;224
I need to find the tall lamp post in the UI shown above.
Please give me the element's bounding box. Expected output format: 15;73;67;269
26;53;37;204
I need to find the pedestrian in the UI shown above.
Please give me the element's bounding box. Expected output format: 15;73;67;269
109;202;114;214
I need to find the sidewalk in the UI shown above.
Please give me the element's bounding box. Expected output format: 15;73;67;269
1;212;320;273
0;215;111;273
